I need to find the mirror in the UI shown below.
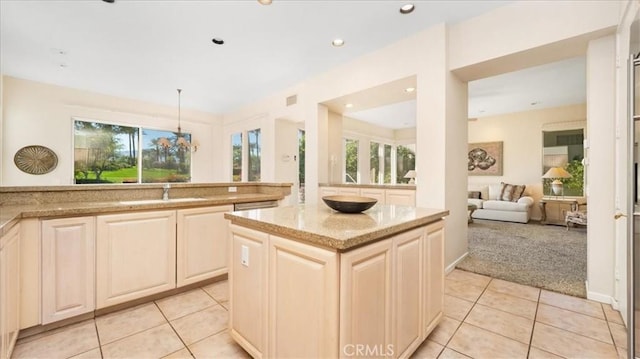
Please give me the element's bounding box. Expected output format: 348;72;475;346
321;76;417;185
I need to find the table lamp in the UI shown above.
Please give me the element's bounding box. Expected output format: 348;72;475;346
542;167;572;196
404;170;416;184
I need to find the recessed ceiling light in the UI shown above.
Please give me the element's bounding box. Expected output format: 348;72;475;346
102;0;115;3
400;4;415;14
332;39;345;47
345;103;353;108
405;87;416;93
211;38;225;45
257;0;272;4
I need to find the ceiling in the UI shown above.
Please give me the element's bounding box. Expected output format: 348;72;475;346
0;0;507;115
1;1;586;128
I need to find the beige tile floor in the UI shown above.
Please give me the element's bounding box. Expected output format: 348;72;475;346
12;271;628;359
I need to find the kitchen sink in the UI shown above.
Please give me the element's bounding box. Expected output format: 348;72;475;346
119;197;206;205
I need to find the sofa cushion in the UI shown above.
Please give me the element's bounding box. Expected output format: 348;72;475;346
468;191;481;199
500;183;526;202
482;200;529;212
488;184;503;200
468;198;484;209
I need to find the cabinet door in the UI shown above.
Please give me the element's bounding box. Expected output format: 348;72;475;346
319;187;339;203
385;190;416;206
96;211;176;309
393;227;424;358
229;225;268;359
340;238;393;359
268;235;338;359
41;217;95;324
423;220;445;337
1;224;21;359
177;205;233;287
360;188;385;204
337;187;361;196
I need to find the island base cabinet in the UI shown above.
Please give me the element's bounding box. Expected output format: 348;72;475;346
177;206;233;287
268;235;338;359
41;217;95;324
229;225;269;359
96;211;177;309
339;239;393;359
423;221;445;335
1;224;20;359
229;219;445;359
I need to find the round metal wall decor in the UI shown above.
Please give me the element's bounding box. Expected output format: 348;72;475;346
14;145;58;175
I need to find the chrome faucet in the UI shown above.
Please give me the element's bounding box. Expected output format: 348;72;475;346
162;183;171;201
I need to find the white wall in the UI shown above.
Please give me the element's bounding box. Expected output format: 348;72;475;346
449;0;620;80
468;104;587;220
2;76;223;185
586;35;617;303
274;118;301;205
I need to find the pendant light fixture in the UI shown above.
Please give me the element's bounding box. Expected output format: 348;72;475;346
175;88;191;149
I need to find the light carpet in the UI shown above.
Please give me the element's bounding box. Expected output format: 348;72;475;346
457;219;587;298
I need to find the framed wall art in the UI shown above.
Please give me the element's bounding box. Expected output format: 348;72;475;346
468;141;503;176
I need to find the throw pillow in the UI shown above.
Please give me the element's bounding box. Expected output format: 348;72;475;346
500;182;526;202
468;191;481;199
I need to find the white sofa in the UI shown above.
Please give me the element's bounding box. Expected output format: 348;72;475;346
468;184;534;224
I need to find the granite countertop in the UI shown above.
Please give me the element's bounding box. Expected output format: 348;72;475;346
319;183;416;190
225;204;448;251
0;193;281;237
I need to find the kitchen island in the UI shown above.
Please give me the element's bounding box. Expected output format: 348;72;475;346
224;204;448;359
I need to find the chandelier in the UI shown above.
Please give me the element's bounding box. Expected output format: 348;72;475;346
159;88;197;151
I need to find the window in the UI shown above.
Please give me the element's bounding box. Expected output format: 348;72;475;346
231;133;242;182
298;129;305;203
370;142;380;184
396;144;416;184
542;129;584;196
141;129;191;183
248;128;261;181
383;144;392;184
74;119;191;184
344;138;359;183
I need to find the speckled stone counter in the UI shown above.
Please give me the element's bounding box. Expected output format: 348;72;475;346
319;183;416;190
224;204;448;251
0;183;292;236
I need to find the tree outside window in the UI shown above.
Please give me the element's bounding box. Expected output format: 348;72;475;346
248;128;261;182
345;138;359;183
74;119;191;184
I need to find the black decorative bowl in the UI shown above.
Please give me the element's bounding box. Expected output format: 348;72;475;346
322;195;378;213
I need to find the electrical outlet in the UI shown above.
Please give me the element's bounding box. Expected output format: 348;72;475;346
228;186;237;193
241;245;249;267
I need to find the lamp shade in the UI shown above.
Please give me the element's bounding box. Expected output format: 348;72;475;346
542;167;572;179
404;170;416;184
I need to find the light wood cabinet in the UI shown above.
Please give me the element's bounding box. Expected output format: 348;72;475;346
393;228;424;358
96;210;176;309
41;217;95;324
1;224;20;359
385;189;416;206
229;225;269;359
422;221;445;337
360;188;386;204
229;219;445;358
268;235;338;359
340;239;393;358
320;186;416;207
177;206;233;287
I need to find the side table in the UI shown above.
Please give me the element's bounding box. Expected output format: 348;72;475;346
468;204;477;223
539;197;584;226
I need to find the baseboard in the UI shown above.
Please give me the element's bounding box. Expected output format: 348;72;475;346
446;252;469;274
585;280;615;304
